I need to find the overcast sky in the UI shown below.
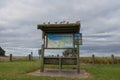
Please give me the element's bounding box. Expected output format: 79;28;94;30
0;0;120;56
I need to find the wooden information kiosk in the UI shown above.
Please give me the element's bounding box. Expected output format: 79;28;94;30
37;21;82;73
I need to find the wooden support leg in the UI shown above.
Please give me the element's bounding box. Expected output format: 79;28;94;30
77;45;80;74
40;32;45;72
59;57;62;72
40;45;44;72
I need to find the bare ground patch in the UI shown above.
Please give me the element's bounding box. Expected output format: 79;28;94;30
0;56;9;61
27;68;90;79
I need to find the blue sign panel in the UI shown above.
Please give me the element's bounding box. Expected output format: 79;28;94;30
74;33;82;45
47;34;73;48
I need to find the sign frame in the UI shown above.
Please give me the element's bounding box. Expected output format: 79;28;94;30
74;33;82;45
46;34;74;49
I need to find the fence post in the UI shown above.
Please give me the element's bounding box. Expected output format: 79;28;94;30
92;54;95;64
31;52;33;61
10;54;12;62
111;54;115;64
29;54;31;61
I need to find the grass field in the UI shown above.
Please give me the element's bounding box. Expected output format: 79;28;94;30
0;58;120;80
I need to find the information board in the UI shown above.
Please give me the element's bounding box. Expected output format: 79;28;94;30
74;33;82;45
47;34;73;48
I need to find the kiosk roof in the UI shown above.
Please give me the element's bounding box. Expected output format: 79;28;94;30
37;23;80;34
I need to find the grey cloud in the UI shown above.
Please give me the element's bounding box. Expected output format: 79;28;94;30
4;47;39;56
81;45;120;56
0;0;120;56
0;0;9;8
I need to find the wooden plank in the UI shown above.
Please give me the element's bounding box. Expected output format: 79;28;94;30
62;58;77;65
44;48;77;49
44;57;59;64
44;57;77;65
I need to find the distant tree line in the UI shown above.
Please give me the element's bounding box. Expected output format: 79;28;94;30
0;47;5;56
63;49;77;57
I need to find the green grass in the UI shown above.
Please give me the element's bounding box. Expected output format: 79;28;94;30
81;64;120;80
0;59;120;80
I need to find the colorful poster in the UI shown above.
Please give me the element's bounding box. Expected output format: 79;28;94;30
47;34;73;48
74;33;82;45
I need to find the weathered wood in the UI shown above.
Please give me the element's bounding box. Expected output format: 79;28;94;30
77;45;80;73
62;58;77;65
44;57;59;64
111;54;115;64
38;49;41;59
28;54;31;61
46;34;48;48
40;32;45;72
92;54;95;64
31;52;33;61
44;57;77;65
59;56;62;72
44;48;77;49
40;45;44;72
37;23;80;34
10;54;12;62
37;22;81;73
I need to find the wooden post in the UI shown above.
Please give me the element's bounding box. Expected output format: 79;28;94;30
31;52;33;61
59;56;62;72
10;54;12;62
29;54;31;61
40;32;45;72
38;49;41;59
111;54;114;64
73;34;75;48
40;46;44;72
92;54;95;64
77;44;80;73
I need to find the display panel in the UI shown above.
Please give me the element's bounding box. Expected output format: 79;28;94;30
47;34;73;48
74;33;82;45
